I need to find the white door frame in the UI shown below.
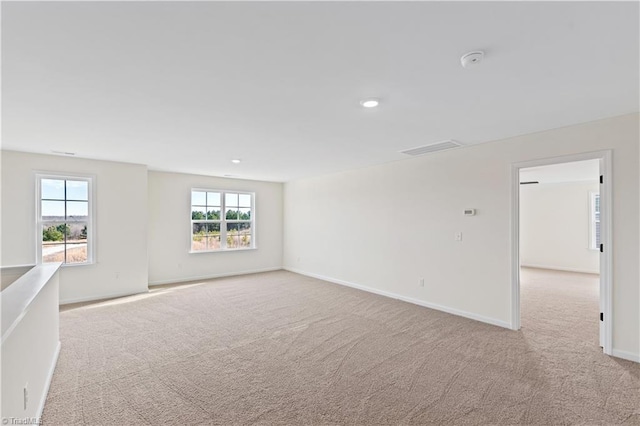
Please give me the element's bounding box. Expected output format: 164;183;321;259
510;150;612;355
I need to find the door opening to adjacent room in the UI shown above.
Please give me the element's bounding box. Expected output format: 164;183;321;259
511;152;612;355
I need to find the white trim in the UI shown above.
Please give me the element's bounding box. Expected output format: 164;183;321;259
600;152;613;355
36;340;61;420
59;288;149;305
611;349;640;363
148;266;282;286
510;163;521;331
285;267;511;329
188;247;257;254
521;264;599;275
511;150;612;355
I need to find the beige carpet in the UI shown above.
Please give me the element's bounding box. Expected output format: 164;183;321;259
43;268;639;425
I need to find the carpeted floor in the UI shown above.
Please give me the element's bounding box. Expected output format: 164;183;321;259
43;268;639;425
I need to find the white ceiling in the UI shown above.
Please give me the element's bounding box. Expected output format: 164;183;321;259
520;159;600;185
2;2;638;182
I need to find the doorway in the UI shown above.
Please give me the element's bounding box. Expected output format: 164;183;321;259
511;151;612;355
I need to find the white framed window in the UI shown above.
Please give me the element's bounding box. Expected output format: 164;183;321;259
589;191;601;251
190;189;254;252
36;173;94;265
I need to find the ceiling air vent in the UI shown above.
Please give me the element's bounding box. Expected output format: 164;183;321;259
400;140;461;156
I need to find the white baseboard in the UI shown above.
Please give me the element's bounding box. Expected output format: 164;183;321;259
611;349;640;363
148;267;283;286
285;267;511;330
36;340;61;420
521;264;599;275
60;288;149;305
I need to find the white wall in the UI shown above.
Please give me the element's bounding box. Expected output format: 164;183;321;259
1;265;34;291
0;152;283;300
147;171;283;285
1;151;149;303
1;265;60;420
283;113;639;359
520;181;600;274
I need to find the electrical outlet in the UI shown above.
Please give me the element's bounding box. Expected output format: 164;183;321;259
24;383;28;410
419;278;425;287
455;232;463;242
115;272;120;279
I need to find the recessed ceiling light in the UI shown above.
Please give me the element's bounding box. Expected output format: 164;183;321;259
231;159;241;164
360;98;379;108
51;150;75;156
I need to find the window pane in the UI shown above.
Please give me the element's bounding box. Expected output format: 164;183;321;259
239;194;251;207
225;193;238;207
207;235;221;250
226;208;239;220
65;243;88;264
192;191;206;206
206;223;221;235
42;222;67;263
226;234;239;248
79;224;89;240
42;242;65;263
193;223;206;235
67;201;88;221
192;221;206;251
42;200;65;219
238;223;252;248
226;223;239;248
192;206;206;220
207;209;221;220
191;234;206;251
42;223;68;242
41;179;65;200
239;208;251;221
66;180;88;201
207;192;221;207
67;222;87;242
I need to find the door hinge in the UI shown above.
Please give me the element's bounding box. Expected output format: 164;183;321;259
600;243;604;253
600;175;603;184
600;312;604;322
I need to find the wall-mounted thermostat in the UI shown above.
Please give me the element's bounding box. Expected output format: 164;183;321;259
463;209;476;216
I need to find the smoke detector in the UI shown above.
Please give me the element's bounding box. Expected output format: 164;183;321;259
460;51;484;68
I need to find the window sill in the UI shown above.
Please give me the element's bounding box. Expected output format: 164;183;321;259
59;261;96;268
189;247;257;254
